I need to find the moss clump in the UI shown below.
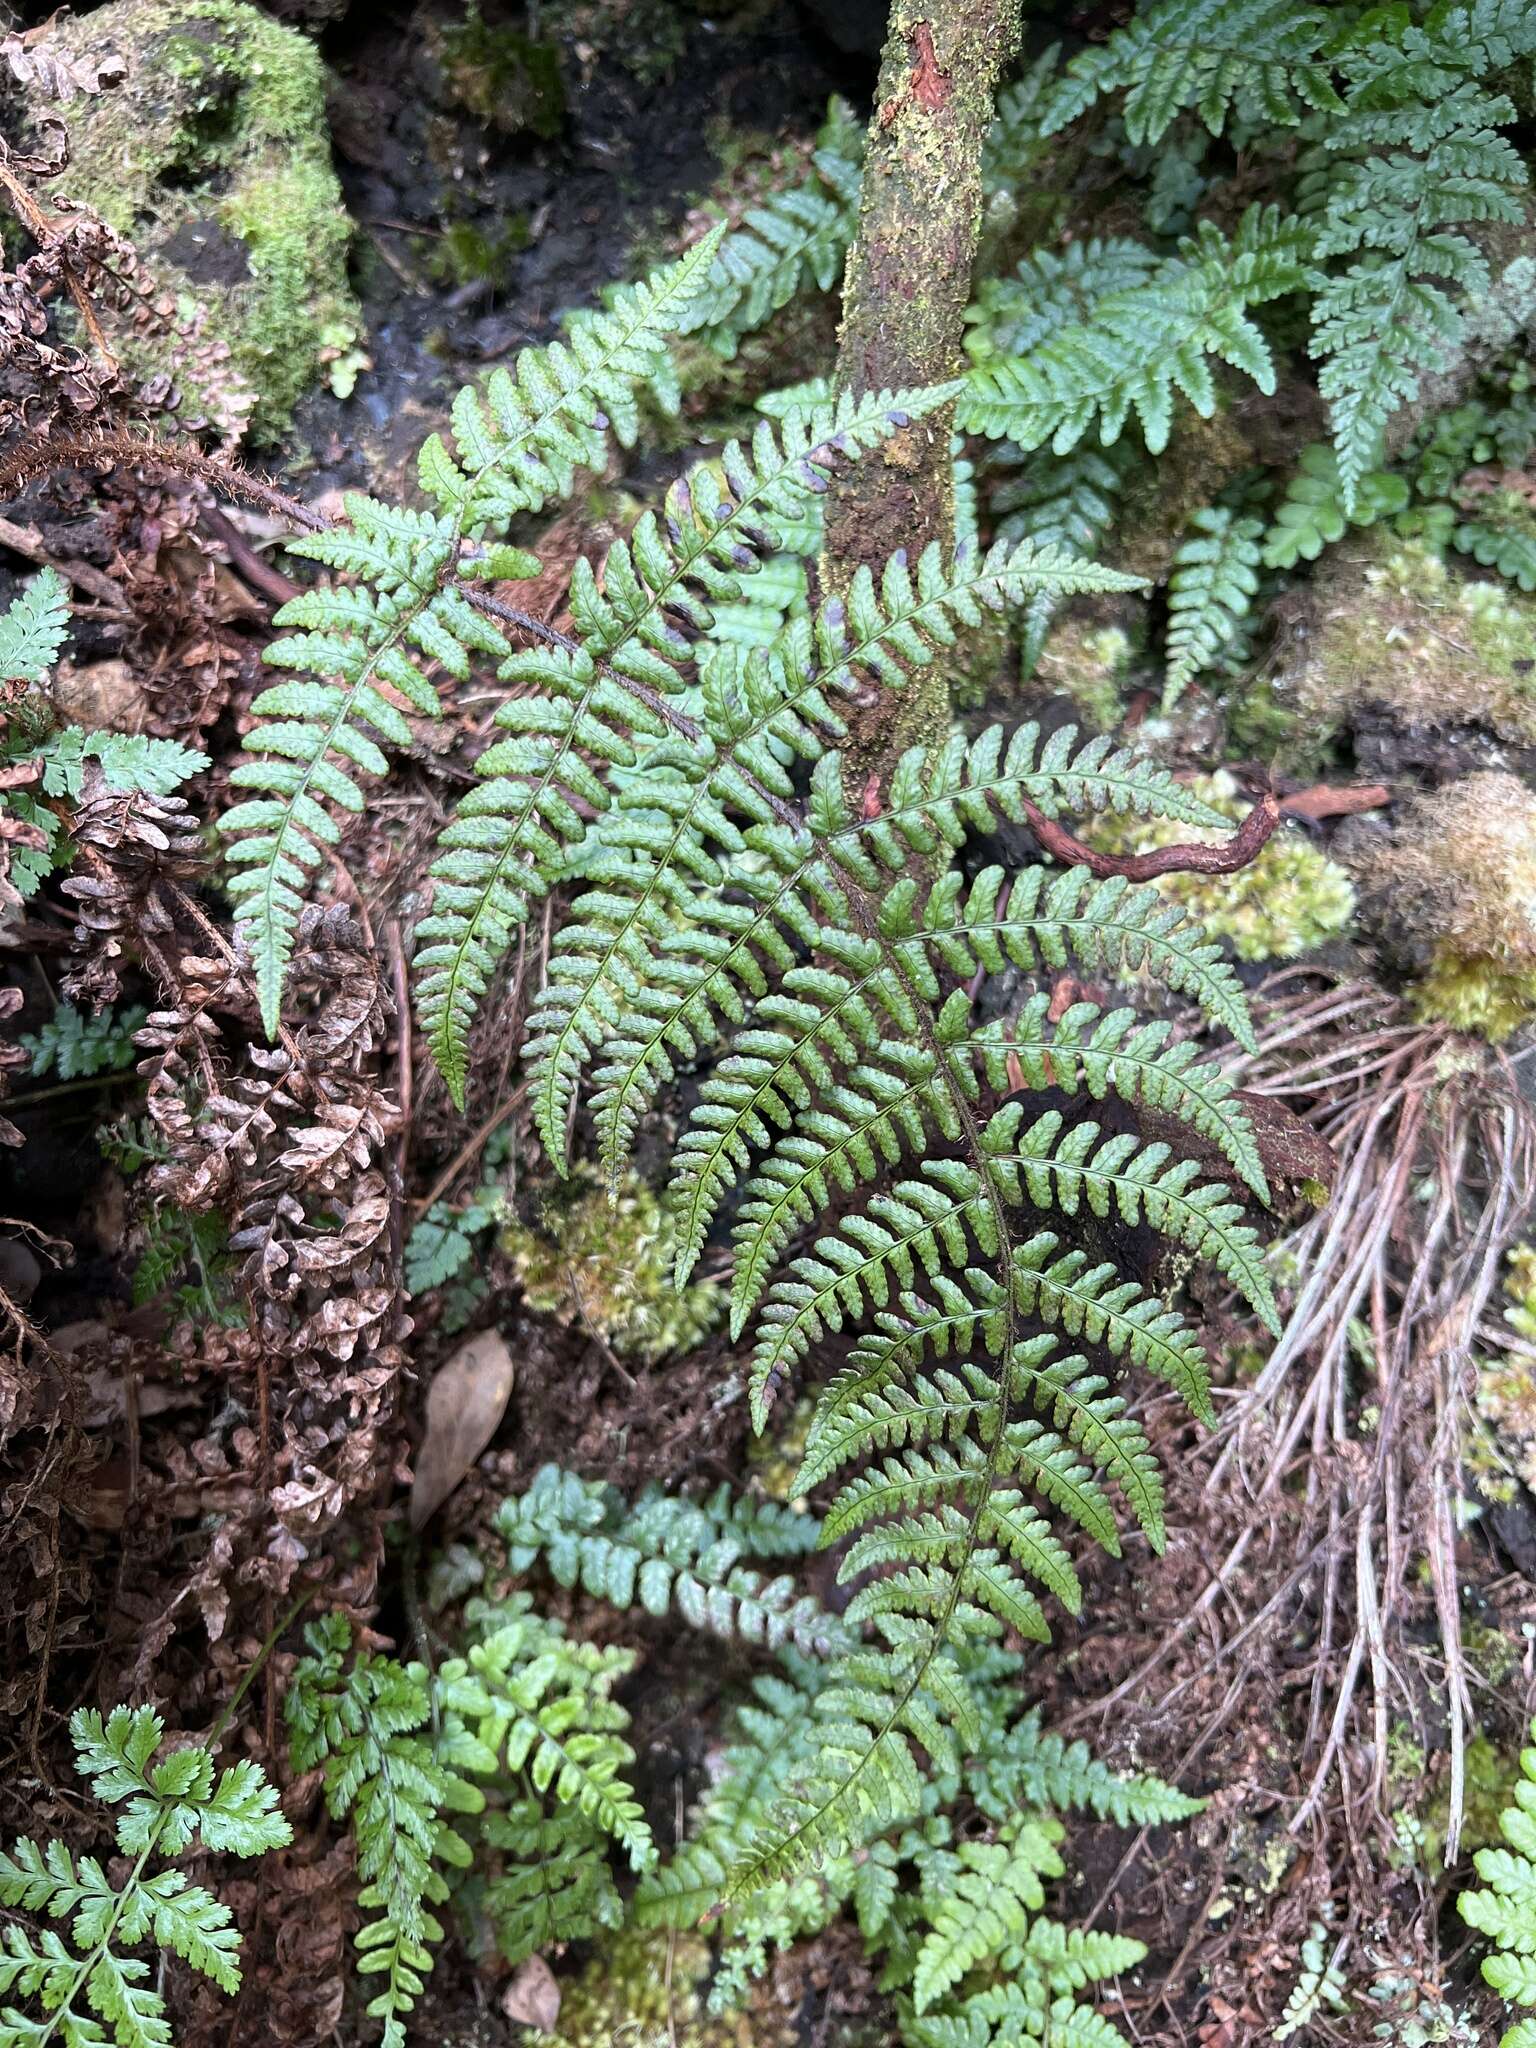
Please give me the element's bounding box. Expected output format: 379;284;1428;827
1308;537;1536;748
1034;617;1138;732
1477;1245;1536;1496
428;217;532;290
42;0;362;439
1361;773;1536;1041
545;1931;765;2048
1085;770;1356;962
432;7;565;138
501;1172;722;1364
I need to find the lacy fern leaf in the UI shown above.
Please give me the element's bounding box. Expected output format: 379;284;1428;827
1038;0;1339;145
960;208;1309;455
1310;7;1536;506
0;1708;288;2048
1460;1716;1536;2034
0;567;69;685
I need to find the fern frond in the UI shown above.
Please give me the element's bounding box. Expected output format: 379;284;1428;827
0;567;69;685
0;1708;286;2048
223;230;726;1033
960;209;1309;455
1038;0;1338;145
525;541;1137;1166
912;1818;1062;2013
682;108;862;358
481;1803;623;1964
970;1706;1204;1829
492;1464;849;1657
414;384;950;1105
986;1099;1278;1333
1460;1719;1536;2020
1311;9;1536;506
978;992;1268;1199
1162;507;1263;710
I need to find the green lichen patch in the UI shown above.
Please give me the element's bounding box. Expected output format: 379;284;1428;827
1361;773;1536;1041
1085;769;1356;962
501;1172;723;1364
40;0;363;440
1308;537;1536;749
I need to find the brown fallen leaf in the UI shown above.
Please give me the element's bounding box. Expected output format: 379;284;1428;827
410;1328;515;1530
500;1954;560;2032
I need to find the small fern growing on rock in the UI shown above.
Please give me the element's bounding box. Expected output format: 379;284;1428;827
0;1706;289;2048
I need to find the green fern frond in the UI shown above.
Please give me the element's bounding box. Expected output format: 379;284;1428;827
480;1803;623;1964
911;1817;1063;2013
960;208;1309;455
969;1707;1204;1829
1460;1718;1536;2029
977;992;1268;1199
0;1707;287;2048
524;541;1139;1166
0;567;69;685
1162;506;1263;710
414;383;951;1105
1311;9;1536;506
682;105;862;358
1038;0;1338;145
492;1464;849;1657
222;229;726;1034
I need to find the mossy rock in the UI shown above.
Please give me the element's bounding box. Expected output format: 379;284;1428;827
1357;773;1536;1041
1306;535;1536;750
39;0;363;440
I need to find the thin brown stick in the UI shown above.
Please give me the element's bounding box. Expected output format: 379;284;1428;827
1019;789;1281;881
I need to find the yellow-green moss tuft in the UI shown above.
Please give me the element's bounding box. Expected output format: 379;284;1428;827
543;1931;764;2048
501;1173;723;1364
1084;770;1356;962
1360;773;1536;1042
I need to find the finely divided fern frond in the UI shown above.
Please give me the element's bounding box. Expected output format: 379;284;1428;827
0;566;69;684
960;208;1309;455
0;1707;288;2048
1162;506;1263;710
1310;7;1536;505
1037;0;1339;146
414;382;957;1105
223;226;726;1032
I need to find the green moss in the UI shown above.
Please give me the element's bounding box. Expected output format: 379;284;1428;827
428;218;532;290
43;0;362;439
433;6;565;139
1309;537;1536;748
500;1172;722;1364
1085;770;1356;962
1034;618;1137;731
1362;773;1536;1043
545;1931;765;2048
1477;1244;1536;1497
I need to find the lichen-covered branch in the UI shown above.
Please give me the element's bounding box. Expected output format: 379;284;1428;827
823;1;1022;773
